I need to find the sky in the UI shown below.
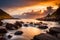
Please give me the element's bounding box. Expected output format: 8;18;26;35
0;0;60;18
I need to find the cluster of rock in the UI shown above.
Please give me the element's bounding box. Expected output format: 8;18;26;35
0;20;60;40
32;27;60;40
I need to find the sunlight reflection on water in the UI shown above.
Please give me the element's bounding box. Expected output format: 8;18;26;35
2;19;60;40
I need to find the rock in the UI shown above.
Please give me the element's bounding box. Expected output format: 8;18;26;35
24;24;28;27
19;21;24;24
14;31;23;35
47;27;60;36
0;27;7;34
39;22;43;25
7;35;12;39
38;26;48;29
0;20;3;26
0;37;6;40
57;33;60;40
29;22;34;26
32;33;58;40
34;23;40;26
14;21;22;28
50;27;60;33
5;23;18;30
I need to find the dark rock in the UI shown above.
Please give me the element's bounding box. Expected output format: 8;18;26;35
14;21;22;28
49;27;60;33
24;24;28;27
8;35;12;39
57;33;60;40
38;26;48;29
19;21;24;24
48;27;60;36
0;27;7;34
0;20;3;26
34;23;40;26
39;22;43;24
5;23;18;30
0;37;6;40
32;33;58;40
50;27;60;33
29;22;34;26
14;31;23;35
30;22;33;24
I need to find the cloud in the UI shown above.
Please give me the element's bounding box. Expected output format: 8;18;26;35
0;0;60;8
0;0;36;8
13;11;46;19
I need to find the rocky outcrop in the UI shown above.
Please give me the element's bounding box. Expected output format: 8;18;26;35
32;33;58;40
0;9;13;19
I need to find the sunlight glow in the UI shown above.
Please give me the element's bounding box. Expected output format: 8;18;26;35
5;5;58;15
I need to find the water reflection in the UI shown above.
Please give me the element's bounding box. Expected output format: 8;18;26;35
1;19;60;40
2;19;60;27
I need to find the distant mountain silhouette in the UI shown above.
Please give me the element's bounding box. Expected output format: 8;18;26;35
51;7;60;19
0;9;13;19
36;7;60;21
45;7;60;21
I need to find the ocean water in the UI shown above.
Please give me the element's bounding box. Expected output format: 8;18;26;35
2;19;60;40
2;19;60;27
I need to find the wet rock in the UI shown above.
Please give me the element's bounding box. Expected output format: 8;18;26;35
5;23;18;30
14;31;23;35
19;21;24;24
57;33;60;40
34;23;40;26
0;37;6;40
39;22;43;25
24;24;28;27
29;22;34;26
0;27;7;34
38;26;48;29
14;21;22;28
0;21;3;26
49;27;60;33
32;33;58;40
7;35;12;39
47;27;60;36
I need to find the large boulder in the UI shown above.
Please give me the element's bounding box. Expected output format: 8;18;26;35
5;23;18;30
14;21;22;28
48;27;60;35
32;33;58;40
57;33;60;40
47;27;60;36
0;27;7;35
49;27;60;33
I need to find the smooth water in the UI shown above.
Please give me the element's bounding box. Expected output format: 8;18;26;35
2;19;60;40
2;19;60;27
2;19;60;33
